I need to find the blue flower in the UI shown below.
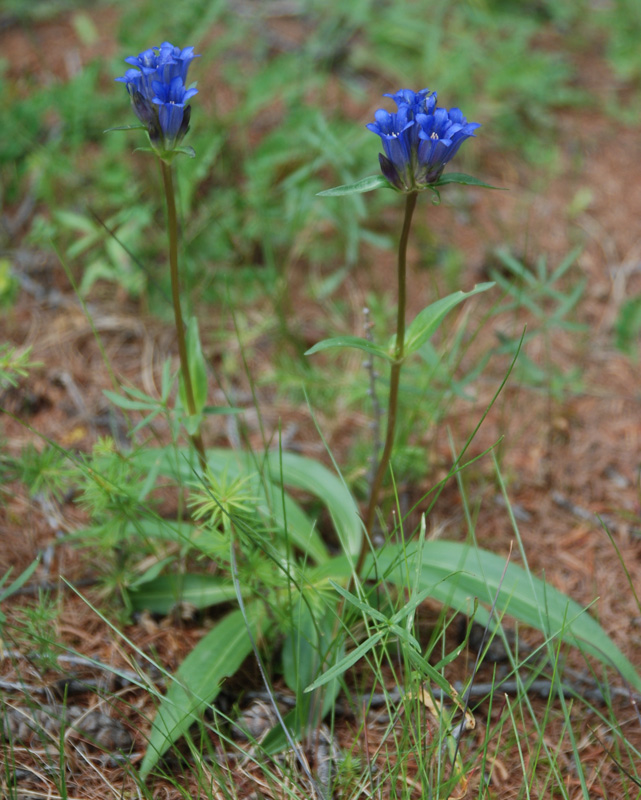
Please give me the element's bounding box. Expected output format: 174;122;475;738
151;76;198;149
116;42;200;153
367;89;480;192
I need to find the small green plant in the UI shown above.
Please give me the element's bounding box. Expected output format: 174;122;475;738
615;295;641;358
0;345;40;391
14;443;74;504
73;73;639;789
489;246;587;399
0;560;40;626
5;590;62;671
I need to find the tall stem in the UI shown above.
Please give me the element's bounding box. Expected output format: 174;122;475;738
160;158;207;473
357;191;418;576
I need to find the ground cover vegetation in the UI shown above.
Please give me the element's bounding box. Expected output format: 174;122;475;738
2;0;641;797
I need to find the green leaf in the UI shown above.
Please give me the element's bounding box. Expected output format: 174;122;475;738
103;389;154;412
317;541;641;692
128;574;239;614
182;412;203;437
120;517;196;546
260;707;301;755
179;318;208;416
434;172;503;190
317;175;394;196
375;541;641;692
0;558;40;620
174;145;196;159
127;557;175;590
329;580;390;624
305;335;393;361
264;451;362;559
104;124;146;133
305;630;385;692
139;605;266;779
0;559;40;598
404;282;494;356
404;647;460;697
277;597;344;752
203;405;243;415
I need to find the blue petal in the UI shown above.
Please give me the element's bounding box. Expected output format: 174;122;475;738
157;102;185;142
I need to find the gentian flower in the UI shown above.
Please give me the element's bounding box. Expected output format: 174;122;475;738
367;89;480;192
116;42;199;154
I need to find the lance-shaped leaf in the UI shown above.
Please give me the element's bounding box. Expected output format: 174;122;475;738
377;542;641;692
139;604;266;779
104;124;147;133
306;335;393;361
179;317;208;417
317;175;394;196
434;172;503;189
318;541;641;693
262;451;362;559
128;573;240;615
403;282;494;356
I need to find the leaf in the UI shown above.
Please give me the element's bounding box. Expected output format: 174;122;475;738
329;580;391;625
305;631;385;692
264;451;362;559
174;145;196;159
139;605;266;779
275;598;344;752
404;282;494;356
317;175;394;196
318;540;641;692
179;318;208;416
181;412;203;437
434;172;503;190
103;389;154;412
305;335;393;361
375;541;641;692
0;558;39;598
128;574;239;614
120;517;196;546
260;707;301;755
258;477;330;563
127;557;175;590
203;405;243;415
104;124;146;133
0;558;40;620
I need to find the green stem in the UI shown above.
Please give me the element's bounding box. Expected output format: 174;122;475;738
160;158;207;473
356;191;418;576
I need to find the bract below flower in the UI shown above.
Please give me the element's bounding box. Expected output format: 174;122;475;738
367;89;479;192
116;42;200;155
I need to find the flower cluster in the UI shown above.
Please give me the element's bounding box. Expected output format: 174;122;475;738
367;89;480;192
116;42;200;154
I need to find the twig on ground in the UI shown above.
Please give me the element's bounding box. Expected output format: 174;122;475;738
552;490;641;537
2;649;164;689
0;702;133;753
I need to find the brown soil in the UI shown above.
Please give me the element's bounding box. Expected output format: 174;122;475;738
2;7;641;800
